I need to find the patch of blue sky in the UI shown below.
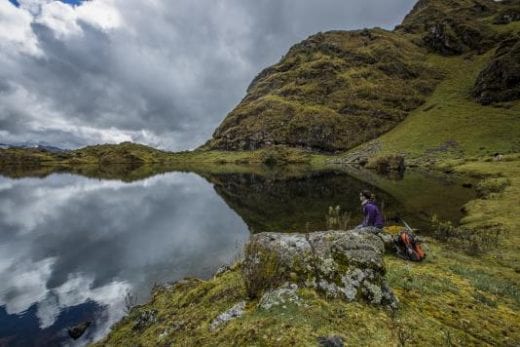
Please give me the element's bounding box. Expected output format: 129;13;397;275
8;0;85;7
60;0;85;6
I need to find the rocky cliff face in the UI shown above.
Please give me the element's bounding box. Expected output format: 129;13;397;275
473;36;520;105
204;0;520;153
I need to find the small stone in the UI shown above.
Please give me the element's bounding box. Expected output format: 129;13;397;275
214;264;231;277
317;335;344;347
68;321;91;340
210;301;246;331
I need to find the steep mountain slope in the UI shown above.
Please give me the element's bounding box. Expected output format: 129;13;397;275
205;0;520;155
205;29;441;152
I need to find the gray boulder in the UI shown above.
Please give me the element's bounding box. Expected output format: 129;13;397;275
243;230;398;308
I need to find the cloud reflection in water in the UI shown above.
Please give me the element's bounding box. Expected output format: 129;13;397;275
0;172;249;345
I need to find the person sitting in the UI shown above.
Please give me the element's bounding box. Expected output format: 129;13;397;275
356;190;384;232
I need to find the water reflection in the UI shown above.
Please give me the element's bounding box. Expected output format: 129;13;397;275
0;173;249;346
205;171;401;233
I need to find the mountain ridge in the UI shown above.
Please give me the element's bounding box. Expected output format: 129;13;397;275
203;0;520;156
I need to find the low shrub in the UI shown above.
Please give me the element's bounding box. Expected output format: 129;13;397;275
475;177;510;198
430;215;502;255
242;241;284;299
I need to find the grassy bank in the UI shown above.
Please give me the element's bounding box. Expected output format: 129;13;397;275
94;155;520;346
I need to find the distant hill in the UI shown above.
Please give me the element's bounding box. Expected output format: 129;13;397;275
204;0;520;156
0;143;66;153
0;142;173;166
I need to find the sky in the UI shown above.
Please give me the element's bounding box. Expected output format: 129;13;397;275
0;0;417;150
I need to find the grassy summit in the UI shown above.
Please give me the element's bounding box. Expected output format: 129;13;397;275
204;29;441;152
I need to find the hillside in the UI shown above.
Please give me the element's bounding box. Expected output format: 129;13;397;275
204;0;520;157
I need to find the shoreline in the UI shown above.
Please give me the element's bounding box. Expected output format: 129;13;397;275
90;153;520;346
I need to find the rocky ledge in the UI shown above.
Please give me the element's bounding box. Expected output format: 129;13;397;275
473;36;520;105
242;229;398;309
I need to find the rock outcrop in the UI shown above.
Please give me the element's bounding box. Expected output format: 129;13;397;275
473;37;520;105
365;154;406;174
397;0;497;55
210;301;246;331
494;7;520;24
242;230;398;308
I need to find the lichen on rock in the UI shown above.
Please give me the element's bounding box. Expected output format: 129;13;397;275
209;301;246;331
258;283;304;310
132;309;158;331
242;230;398;308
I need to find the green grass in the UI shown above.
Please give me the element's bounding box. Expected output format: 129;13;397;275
360;52;520;158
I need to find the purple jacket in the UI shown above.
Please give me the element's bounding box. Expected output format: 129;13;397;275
362;202;384;228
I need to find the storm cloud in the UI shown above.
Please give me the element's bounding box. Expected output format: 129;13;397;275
0;0;416;150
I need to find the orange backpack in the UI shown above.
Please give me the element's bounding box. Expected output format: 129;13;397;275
395;230;426;261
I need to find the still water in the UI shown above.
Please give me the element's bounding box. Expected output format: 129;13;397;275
0;167;474;346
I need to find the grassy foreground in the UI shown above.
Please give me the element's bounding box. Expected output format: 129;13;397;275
94;155;520;346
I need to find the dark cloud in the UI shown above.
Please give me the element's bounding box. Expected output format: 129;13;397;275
0;0;417;150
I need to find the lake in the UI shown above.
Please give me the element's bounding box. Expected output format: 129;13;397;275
0;166;475;346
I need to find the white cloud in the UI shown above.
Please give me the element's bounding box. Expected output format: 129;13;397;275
35;273;129;330
0;0;41;55
76;0;122;31
0;171;249;343
35;1;82;37
0;258;54;315
34;0;123;38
